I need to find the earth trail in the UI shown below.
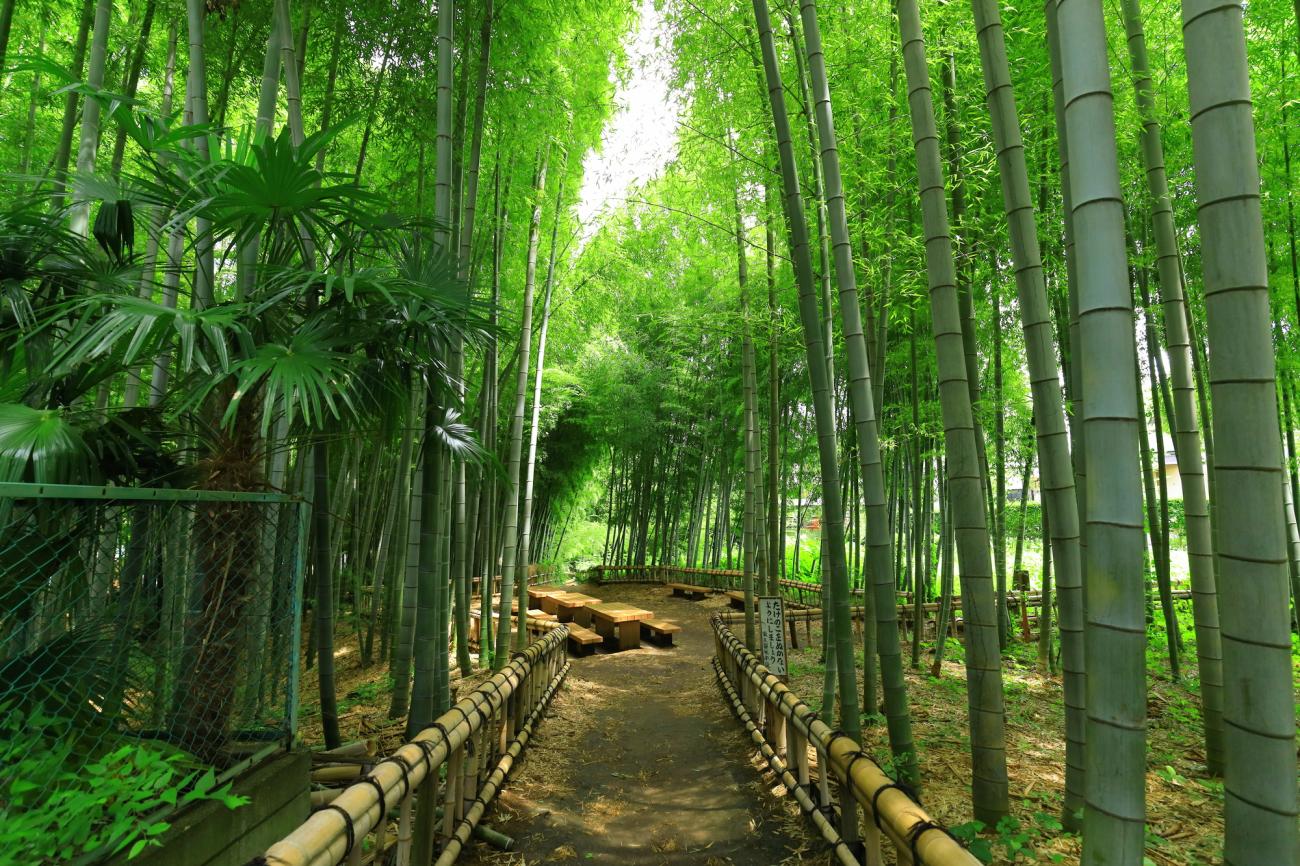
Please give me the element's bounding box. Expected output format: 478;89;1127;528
461;582;819;866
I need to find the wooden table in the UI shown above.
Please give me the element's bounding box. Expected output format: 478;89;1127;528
544;592;601;622
528;585;569;607
586;602;655;650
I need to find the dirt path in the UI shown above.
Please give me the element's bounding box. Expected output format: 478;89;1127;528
461;582;819;866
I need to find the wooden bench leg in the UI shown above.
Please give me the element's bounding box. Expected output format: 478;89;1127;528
594;617;615;641
617;620;641;651
575;609;593;627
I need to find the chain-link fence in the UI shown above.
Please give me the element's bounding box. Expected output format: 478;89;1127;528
0;483;306;858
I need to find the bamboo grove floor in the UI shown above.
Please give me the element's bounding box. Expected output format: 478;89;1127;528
296;582;1266;864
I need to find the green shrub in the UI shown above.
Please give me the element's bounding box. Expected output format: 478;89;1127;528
0;703;248;863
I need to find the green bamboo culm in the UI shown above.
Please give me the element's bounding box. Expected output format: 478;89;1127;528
895;0;1008;824
967;0;1085;826
1118;0;1225;775
738;181;759;653
1180;0;1300;858
798;0;916;784
751;5;862;850
1056;0;1149;857
495;148;547;666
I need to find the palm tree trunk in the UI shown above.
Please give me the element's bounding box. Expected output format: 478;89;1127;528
1181;0;1300;856
1057;0;1148;855
896;0;1008;823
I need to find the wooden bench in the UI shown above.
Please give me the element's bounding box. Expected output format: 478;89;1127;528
640;618;682;646
566;625;603;656
667;582;710;600
726;590;748;610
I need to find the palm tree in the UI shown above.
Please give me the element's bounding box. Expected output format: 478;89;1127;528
1180;0;1300;858
2;99;479;762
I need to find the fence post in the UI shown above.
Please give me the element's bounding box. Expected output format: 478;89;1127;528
412;764;440;866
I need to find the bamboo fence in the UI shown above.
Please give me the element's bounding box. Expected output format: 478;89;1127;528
712;612;982;866
258;625;569;866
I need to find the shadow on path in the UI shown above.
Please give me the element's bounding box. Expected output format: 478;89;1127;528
460;582;819;866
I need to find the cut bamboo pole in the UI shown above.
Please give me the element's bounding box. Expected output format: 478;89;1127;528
712;613;980;865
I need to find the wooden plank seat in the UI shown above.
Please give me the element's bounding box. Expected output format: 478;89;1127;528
566;625;603;655
640;618;681;646
667;582;710;600
726;590;748;610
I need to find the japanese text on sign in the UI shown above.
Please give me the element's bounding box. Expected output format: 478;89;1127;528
758;596;787;676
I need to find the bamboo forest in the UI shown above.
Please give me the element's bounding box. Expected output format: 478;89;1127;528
2;0;1299;862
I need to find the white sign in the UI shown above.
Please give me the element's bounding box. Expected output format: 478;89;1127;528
758;596;787;676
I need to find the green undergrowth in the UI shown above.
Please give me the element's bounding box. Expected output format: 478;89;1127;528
777;597;1300;864
0;703;247;865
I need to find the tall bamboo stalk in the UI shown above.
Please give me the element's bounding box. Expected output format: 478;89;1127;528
968;0;1085;823
517;144;566;651
1181;0;1300;856
752;11;861;851
69;0;112;239
1056;0;1148;855
739;186;760;651
1118;0;1224;772
495;149;547;665
797;0;915;777
896;0;1007;823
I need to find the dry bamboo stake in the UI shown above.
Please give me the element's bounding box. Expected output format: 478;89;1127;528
261;628;568;866
713;658;860;866
432;661;571;866
712;614;979;865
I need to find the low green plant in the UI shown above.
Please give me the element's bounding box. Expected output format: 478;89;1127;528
951;811;1072;863
0;704;248;863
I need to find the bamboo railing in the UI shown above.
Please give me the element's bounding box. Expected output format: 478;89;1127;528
259;625;569;866
711;612;981;866
590;564;1192;623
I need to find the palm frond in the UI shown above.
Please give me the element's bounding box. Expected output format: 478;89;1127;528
224;320;359;437
0;403;90;483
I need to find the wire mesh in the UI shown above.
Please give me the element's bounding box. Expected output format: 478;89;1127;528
0;484;306;834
